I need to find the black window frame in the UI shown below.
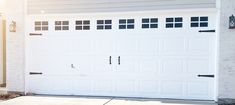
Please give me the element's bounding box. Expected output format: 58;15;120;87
75;20;90;30
97;20;112;30
142;18;158;29
55;21;69;31
191;16;209;27
35;21;49;31
119;19;135;29
166;17;183;28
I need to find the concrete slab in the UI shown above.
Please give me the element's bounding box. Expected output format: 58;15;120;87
0;96;110;105
107;98;217;105
0;96;218;105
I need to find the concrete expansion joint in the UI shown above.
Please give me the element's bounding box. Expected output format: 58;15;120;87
103;97;115;105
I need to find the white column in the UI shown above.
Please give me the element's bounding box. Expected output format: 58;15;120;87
5;0;25;92
0;15;3;85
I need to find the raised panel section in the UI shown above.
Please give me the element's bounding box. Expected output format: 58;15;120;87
116;56;138;73
71;79;92;94
115;80;136;94
94;38;114;55
186;58;210;73
138;56;160;73
162;59;184;73
93;79;114;93
161;81;184;97
138;38;159;55
161;38;186;54
137;80;160;94
187;81;210;96
188;37;210;55
70;37;94;55
29;76;73;95
116;38;138;55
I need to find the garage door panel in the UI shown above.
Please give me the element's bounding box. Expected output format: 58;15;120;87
138;39;159;55
114;80;136;94
29;37;72;56
160;38;186;55
162;59;184;73
68;55;93;73
187;37;211;55
116;38;138;55
69;38;94;54
29;76;73;95
161;81;184;97
28;55;73;75
187;81;210;96
70;79;92;94
93;56;113;73
116;56;138;73
138;56;160;73
93;79;114;94
137;80;160;94
186;58;211;73
94;38;114;55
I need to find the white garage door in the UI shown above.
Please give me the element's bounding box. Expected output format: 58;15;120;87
26;10;216;100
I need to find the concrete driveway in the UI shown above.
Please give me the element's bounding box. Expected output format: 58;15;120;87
0;96;217;105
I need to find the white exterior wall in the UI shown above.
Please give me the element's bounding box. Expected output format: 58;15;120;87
0;0;5;13
218;0;235;100
5;0;25;92
27;0;216;14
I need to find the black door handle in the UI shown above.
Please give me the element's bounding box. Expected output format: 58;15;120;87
109;56;112;65
118;56;121;65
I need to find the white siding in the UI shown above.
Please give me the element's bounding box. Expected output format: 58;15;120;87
27;0;216;14
218;0;235;99
0;0;5;13
6;0;25;92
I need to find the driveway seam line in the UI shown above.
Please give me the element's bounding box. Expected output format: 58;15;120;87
103;97;115;105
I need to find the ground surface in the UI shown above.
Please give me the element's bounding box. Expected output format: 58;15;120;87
0;96;217;105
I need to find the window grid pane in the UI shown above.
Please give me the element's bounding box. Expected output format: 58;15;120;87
76;20;90;30
119;19;134;29
35;21;48;31
142;18;158;29
191;16;208;27
97;20;112;30
166;17;182;28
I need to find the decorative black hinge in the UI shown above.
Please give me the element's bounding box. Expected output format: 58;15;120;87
199;30;216;33
198;75;215;78
29;72;43;75
29;33;43;36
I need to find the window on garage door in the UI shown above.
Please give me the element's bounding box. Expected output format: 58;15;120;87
76;20;90;30
55;21;69;30
166;17;183;28
142;18;158;29
191;16;208;27
97;20;112;30
35;21;48;31
119;19;135;29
